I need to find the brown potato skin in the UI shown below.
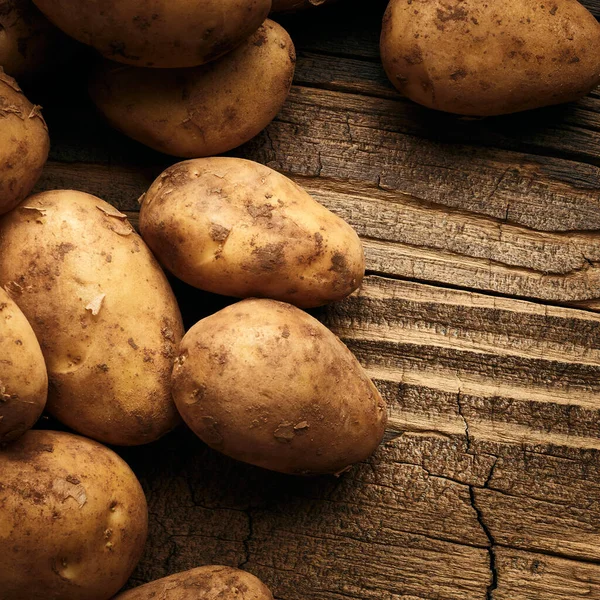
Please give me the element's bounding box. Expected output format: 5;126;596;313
0;190;183;446
113;566;274;599
0;287;47;442
172;299;387;475
0;0;70;80
89;20;295;158
271;0;337;11
0;69;49;215
380;0;600;116
139;158;364;308
31;0;272;68
0;430;148;600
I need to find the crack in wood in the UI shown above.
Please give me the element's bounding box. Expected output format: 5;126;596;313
239;508;254;570
469;486;498;600
456;389;472;454
363;270;600;316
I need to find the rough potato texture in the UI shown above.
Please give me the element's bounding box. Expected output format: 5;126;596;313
0;430;148;600
31;0;271;68
0;69;49;215
0;190;183;446
380;0;600;116
172;298;387;475
88;20;295;158
140;158;365;308
114;566;274;599
271;0;336;11
0;0;69;80
0;286;47;442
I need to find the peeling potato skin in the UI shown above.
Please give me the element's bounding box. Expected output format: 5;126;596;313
89;20;295;158
0;287;47;443
380;0;600;116
31;0;271;68
0;0;70;80
271;0;337;12
172;299;387;476
113;566;274;599
140;158;365;308
0;190;184;446
0;69;49;215
0;430;148;600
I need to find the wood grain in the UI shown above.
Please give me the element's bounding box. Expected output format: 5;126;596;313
26;1;600;598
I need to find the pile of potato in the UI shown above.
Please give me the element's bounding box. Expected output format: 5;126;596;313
0;0;599;597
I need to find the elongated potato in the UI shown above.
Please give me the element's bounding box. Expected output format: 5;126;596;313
0;69;49;215
0;430;148;600
0;286;47;442
89;20;295;158
140;158;364;308
380;0;600;116
114;566;274;599
0;190;183;446
32;0;271;68
0;0;71;80
172;299;387;475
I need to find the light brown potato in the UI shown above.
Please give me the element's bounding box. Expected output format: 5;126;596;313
0;286;47;442
113;566;274;599
0;69;49;215
0;430;148;600
0;190;183;446
380;0;600;116
172;299;387;475
89;20;295;158
31;0;271;68
0;0;71;80
272;0;337;12
139;158;364;308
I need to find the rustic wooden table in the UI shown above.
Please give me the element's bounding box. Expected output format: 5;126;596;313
33;1;600;598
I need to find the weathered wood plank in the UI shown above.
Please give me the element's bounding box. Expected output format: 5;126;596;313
293;53;600;167
37;162;600;306
243;87;600;232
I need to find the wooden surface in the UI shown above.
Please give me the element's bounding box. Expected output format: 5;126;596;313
29;1;600;598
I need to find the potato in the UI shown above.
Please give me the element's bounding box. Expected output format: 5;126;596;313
0;69;49;215
0;286;47;443
113;566;274;599
32;0;271;68
380;0;600;116
0;190;183;446
0;0;70;80
89;20;295;158
0;430;147;600
172;298;387;475
272;0;337;12
139;158;364;308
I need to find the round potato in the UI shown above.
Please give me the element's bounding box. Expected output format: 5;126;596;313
272;0;337;11
31;0;271;68
0;286;47;443
0;69;49;215
172;298;387;475
0;430;147;600
139;158;364;308
113;566;274;599
380;0;600;116
0;0;71;80
89;20;295;158
0;190;183;446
